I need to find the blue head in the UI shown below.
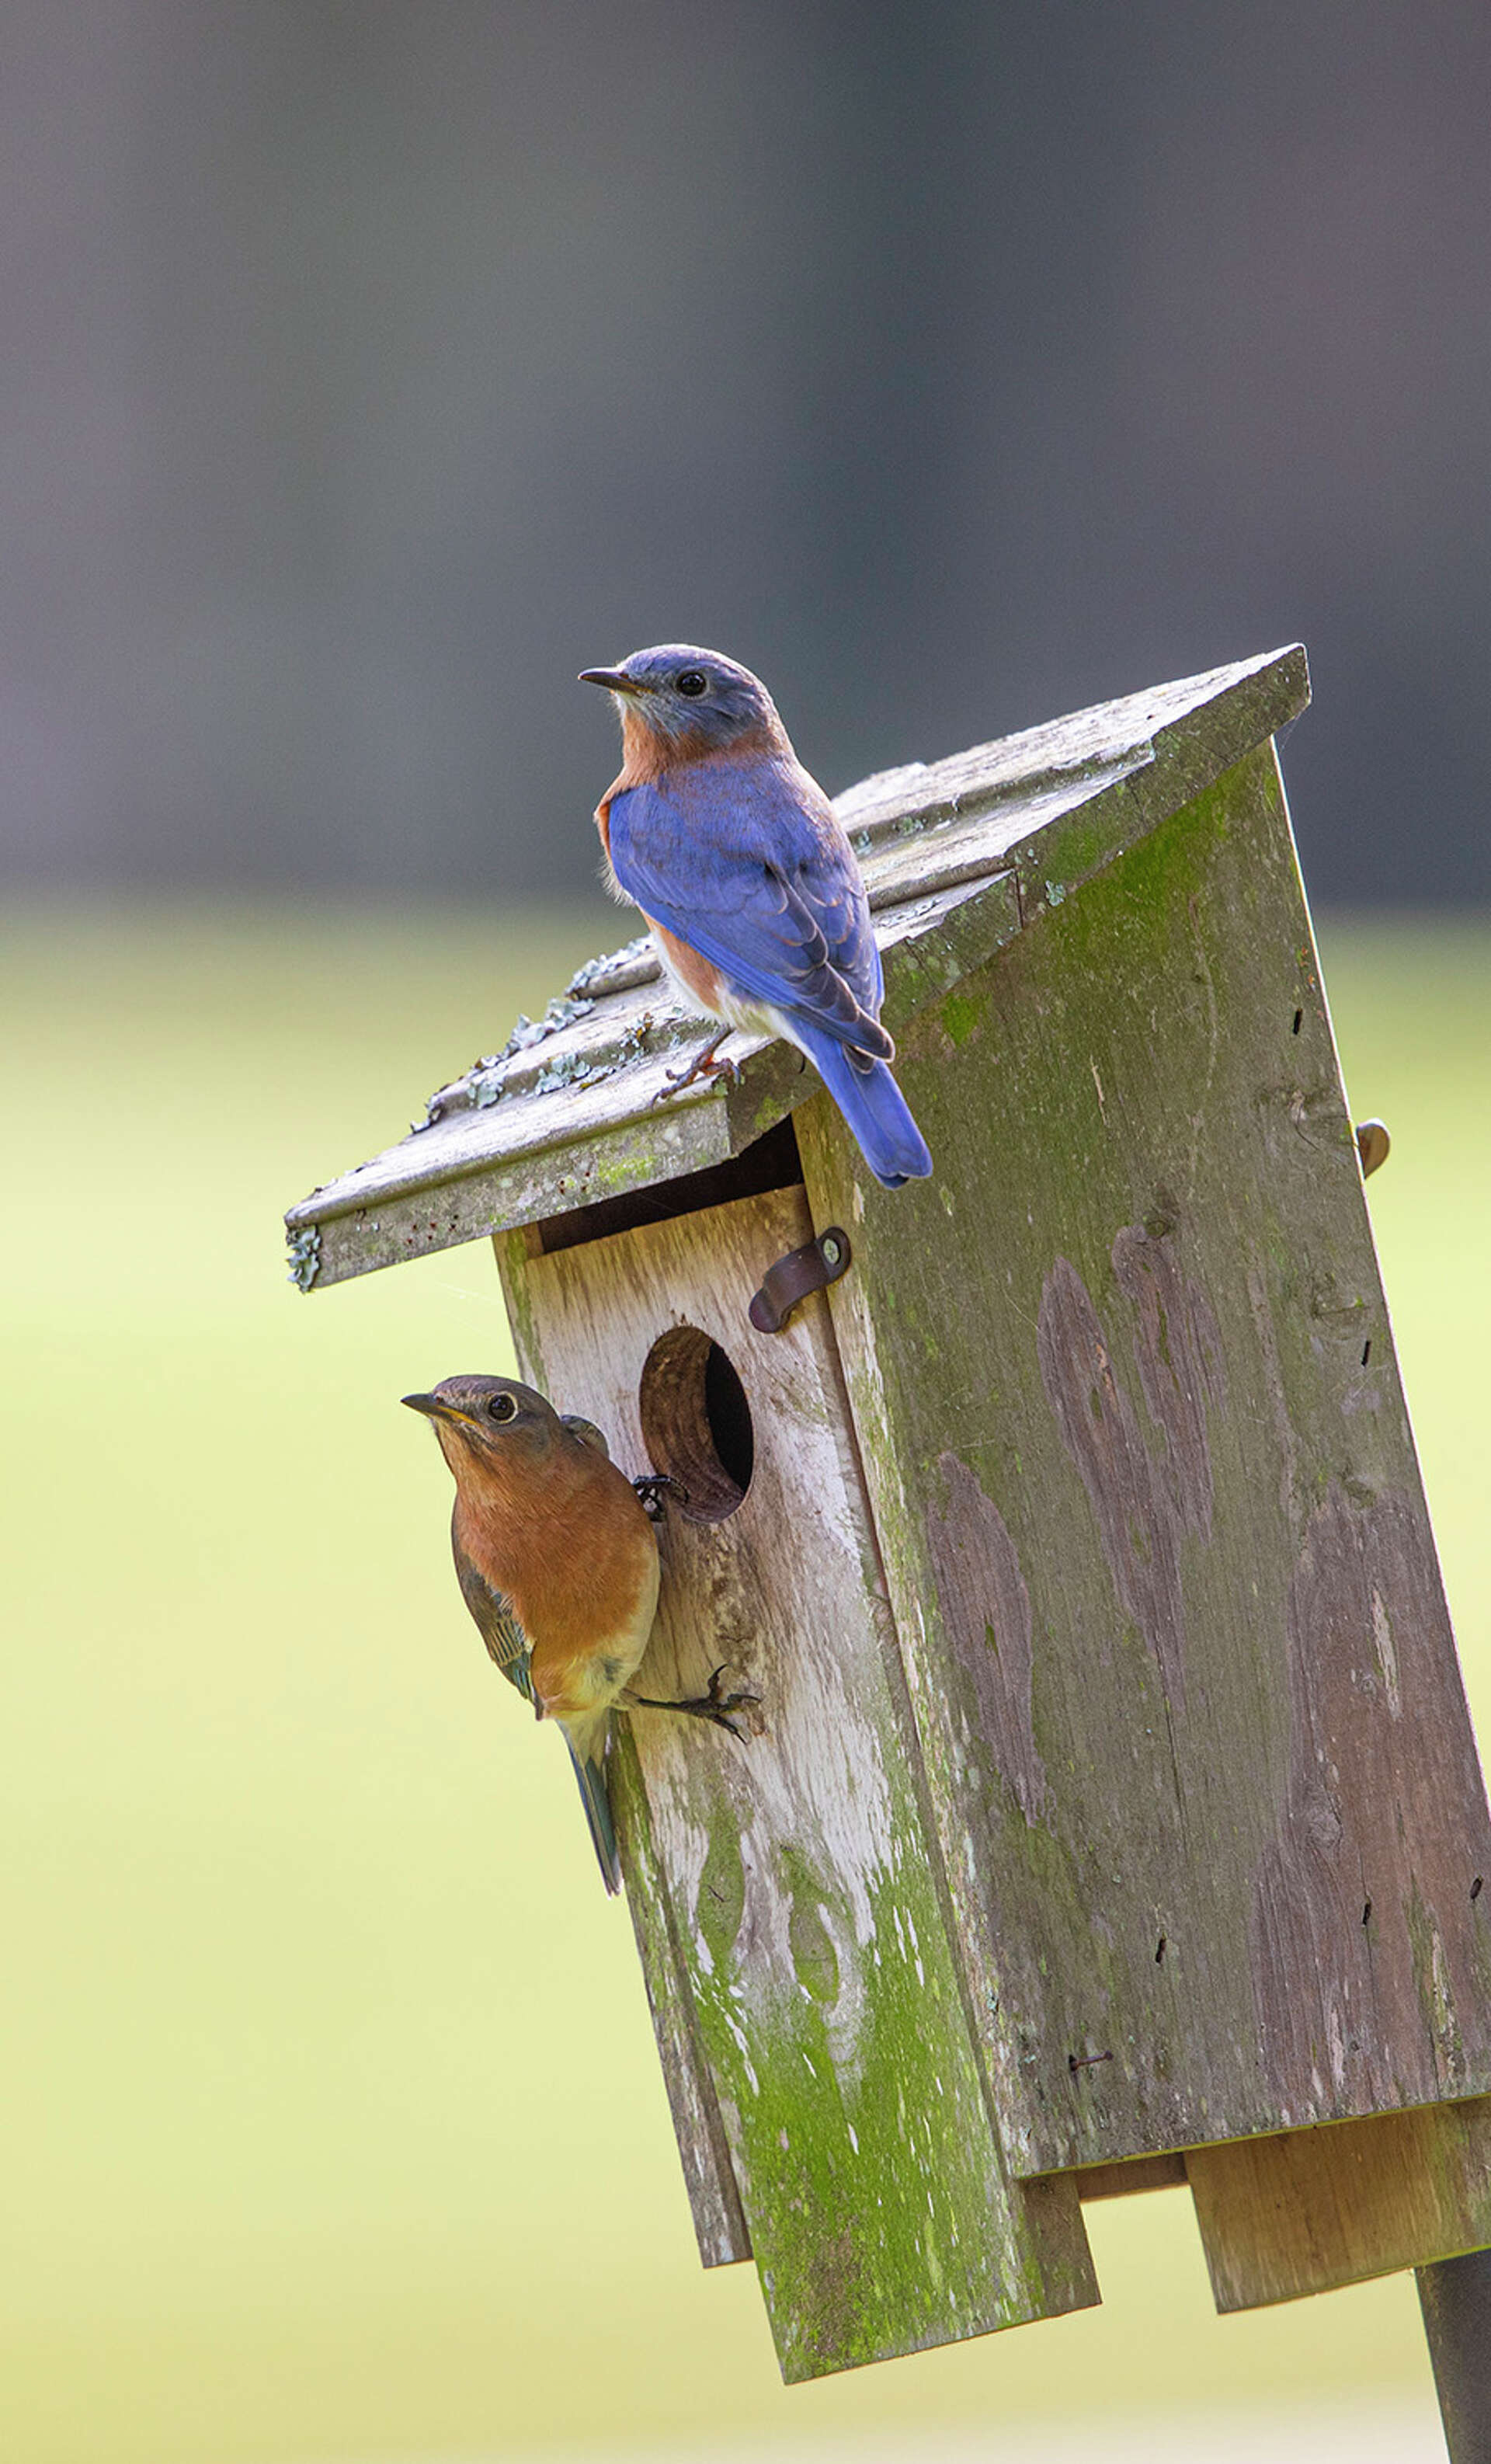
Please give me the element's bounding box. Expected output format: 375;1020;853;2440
579;644;786;755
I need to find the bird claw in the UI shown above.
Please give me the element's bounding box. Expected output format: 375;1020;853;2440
632;1471;688;1522
629;1665;763;1739
679;1664;763;1739
655;1034;741;1101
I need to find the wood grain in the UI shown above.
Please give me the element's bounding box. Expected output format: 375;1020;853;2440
498;1186;1097;2380
1188;2103;1491;2309
797;741;1491;2178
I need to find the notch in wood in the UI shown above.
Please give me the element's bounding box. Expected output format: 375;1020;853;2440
749;1227;851;1333
1356;1119;1391;1177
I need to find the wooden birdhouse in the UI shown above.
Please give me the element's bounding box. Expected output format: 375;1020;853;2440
285;647;1491;2389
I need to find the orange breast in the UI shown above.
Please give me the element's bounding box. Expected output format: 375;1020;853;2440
454;1443;659;1721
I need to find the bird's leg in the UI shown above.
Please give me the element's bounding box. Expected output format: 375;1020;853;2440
631;1470;689;1522
658;1027;740;1099
625;1665;762;1740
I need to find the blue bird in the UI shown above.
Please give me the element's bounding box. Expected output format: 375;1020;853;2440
579;644;933;1188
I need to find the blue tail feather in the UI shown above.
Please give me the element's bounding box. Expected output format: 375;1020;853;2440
564;1725;621;1895
803;1033;933;1188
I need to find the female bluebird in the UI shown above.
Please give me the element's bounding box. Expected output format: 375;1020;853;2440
402;1374;752;1893
579;645;933;1188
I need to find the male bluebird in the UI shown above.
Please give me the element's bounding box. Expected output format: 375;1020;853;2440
402;1374;753;1893
579;645;933;1188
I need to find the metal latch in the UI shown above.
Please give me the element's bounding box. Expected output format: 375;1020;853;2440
749;1227;851;1333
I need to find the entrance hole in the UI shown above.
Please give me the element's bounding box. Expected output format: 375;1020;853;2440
639;1327;755;1523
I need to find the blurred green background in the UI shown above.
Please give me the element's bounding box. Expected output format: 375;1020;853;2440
2;900;1486;2463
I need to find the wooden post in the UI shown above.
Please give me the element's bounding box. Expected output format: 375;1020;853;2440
1418;2250;1491;2462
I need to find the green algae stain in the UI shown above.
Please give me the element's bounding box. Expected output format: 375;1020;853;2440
787;1889;840;2006
695;1818;746;1972
676;1783;1083;2377
722;1860;1032;2379
940;987;985;1048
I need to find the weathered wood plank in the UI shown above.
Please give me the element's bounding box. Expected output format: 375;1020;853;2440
1188;2101;1491;2310
797;741;1491;2177
836;643;1305;860
498;1187;1097;2379
492;1244;756;2273
603;1733;752;2270
287;649;1308;1288
1073;2153;1189;2201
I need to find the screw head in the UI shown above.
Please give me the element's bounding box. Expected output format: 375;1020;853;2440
819;1234;843;1268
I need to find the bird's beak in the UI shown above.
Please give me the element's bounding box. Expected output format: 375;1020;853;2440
401;1392;474;1428
578;667;649;696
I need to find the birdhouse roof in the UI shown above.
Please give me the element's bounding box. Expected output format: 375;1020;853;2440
285;645;1308;1291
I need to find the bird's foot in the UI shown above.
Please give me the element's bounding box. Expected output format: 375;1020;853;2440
632;1470;689;1523
655;1031;740;1101
628;1665;762;1740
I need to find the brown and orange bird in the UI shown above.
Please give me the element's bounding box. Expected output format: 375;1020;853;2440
402;1374;753;1893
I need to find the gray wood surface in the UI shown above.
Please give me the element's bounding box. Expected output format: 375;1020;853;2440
498;1186;1097;2380
796;742;1491;2177
287;648;1307;1288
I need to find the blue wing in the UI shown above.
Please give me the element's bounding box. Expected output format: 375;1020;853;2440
454;1545;534;1705
607;753;890;1060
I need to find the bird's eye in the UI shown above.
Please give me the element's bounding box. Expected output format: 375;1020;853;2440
675;669;708;698
487;1393;519;1424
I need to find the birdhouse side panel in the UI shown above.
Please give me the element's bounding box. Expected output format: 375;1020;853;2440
602;1733;753;2269
798;740;1491;2177
497;1189;1098;2379
495;1230;751;2275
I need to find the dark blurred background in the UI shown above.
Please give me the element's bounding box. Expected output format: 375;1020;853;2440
6;0;1488;906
